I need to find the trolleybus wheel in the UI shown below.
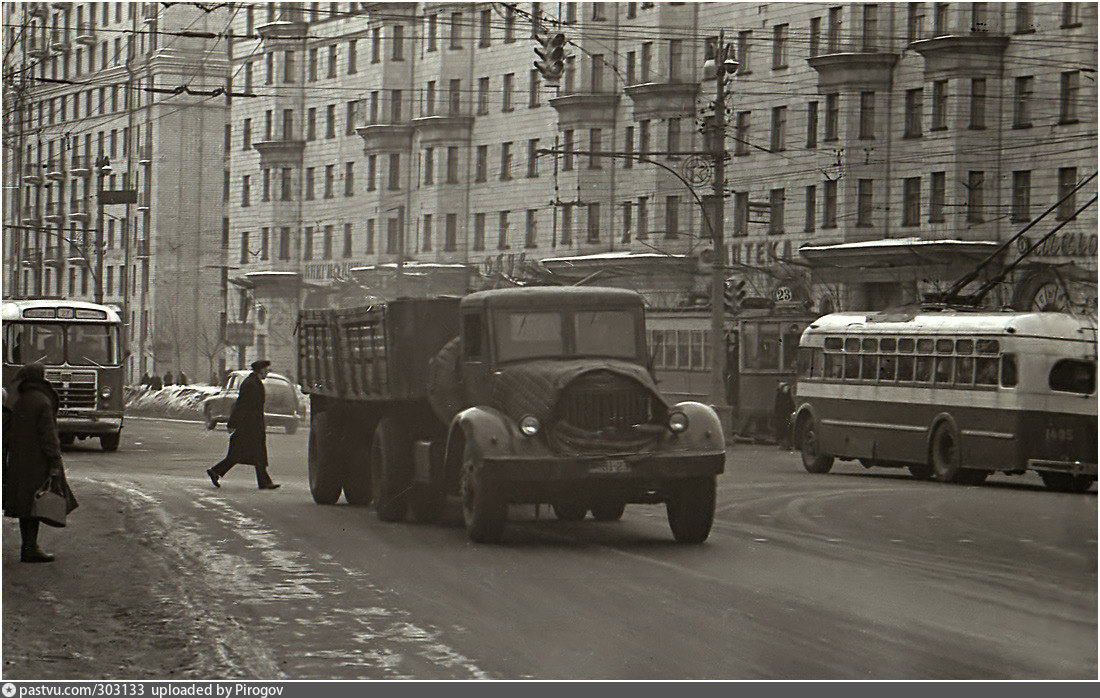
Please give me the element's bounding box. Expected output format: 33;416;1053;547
929;423;962;483
370;417;412;521
798;419;834;474
1039;471;1094;493
461;444;507;543
666;476;716;544
591;502;627;522
552;502;588;521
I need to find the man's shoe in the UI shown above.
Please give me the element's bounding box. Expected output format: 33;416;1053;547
21;547;55;563
206;468;221;488
258;483;281;490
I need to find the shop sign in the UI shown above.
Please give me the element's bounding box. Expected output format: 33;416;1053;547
727;239;794;265
1016;233;1097;259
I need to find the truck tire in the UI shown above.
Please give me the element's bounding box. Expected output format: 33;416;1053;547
342;444;373;506
370;417;412;522
100;432;120;452
308;413;346;505
591;502;626;522
409;486;447;523
666;476;716;544
552;502;588;521
797;418;833;474
461;444;506;543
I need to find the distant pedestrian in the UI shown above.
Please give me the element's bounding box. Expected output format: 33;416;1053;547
149;374;163;390
140;372;151;388
177;371;189;386
206;360;280;490
3;365;79;563
774;381;795;451
163;371;174;386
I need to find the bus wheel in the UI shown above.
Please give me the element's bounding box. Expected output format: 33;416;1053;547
552;502;588;521
908;462;934;480
370;418;413;522
308;413;346;505
798;419;833;474
929;424;961;483
100;432;120;452
666;477;716;544
1039;471;1095;493
591;502;626;522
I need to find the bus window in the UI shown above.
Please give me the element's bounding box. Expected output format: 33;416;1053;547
844;337;860;353
956;339;974;354
955;356;974;385
7;323;64;365
975;357;999;386
916;338;934;354
976;339;999;354
861;353;876;379
934;356;954;384
915;355;933;382
1049;359;1096;395
897;355;915;381
824;352;843;379
880;337;897;353
824;337;842;351
878;354;897;381
936;338;954;354
898;337;915;353
810;348;825;378
844;353;861;379
1001;354;1018;387
67;324;116;366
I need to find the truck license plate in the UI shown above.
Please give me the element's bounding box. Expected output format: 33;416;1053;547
590;459;630;475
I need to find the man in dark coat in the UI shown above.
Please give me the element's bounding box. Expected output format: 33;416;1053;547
3;364;79;562
774;381;796;451
206;360;280;489
163;371;174;386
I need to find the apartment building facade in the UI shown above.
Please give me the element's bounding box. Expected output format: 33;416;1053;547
3;1;229;383
224;2;1096;377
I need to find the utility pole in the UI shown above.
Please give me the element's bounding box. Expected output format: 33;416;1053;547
94;155;110;304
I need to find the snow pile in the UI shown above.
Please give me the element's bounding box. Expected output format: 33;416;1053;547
124;384;221;421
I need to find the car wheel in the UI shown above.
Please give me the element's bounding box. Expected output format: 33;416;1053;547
666;476;717;544
100;432;120;452
590;502;626;522
370;417;412;522
1039;471;1094;493
551;502;588;521
461;443;506;543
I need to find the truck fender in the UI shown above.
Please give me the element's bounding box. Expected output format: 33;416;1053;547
669;401;726;452
442;406;516;493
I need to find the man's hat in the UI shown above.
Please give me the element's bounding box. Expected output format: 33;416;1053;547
251;359;272;371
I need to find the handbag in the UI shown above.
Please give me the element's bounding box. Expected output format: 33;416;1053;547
32;475;68;528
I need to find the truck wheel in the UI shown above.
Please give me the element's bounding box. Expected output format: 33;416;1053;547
343;446;373;506
1040;472;1094;493
100;432;120;452
591;502;626;522
370;418;412;522
59;433;75;446
666;476;716;544
308;413;346;505
797;419;833;474
461;444;506;543
929;423;961;483
551;502;588;521
410;486;447;523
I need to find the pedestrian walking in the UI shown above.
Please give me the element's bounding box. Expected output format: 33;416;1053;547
140;371;151;388
3;364;79;563
149;373;163;390
163;371;174;386
177;371;189;386
206;360;281;490
774;381;796;451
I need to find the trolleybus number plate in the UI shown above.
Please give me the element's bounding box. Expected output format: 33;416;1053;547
590;459;630;474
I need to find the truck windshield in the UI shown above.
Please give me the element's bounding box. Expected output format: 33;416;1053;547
494;311;564;361
575;310;638;359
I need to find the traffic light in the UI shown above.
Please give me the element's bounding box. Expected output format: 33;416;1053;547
534;32;566;86
724;278;747;314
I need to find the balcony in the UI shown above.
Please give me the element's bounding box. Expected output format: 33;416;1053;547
548;93;621;130
807;51;900;92
410;115;474;145
253;139;305;166
49;28;69;52
69;198;90;223
136;239;150;258
28;3;48;18
44;201;64;223
75;21;95;45
22;206;42;225
142;5;157;24
23;163;43;184
356;123;414;153
137;144;152;165
45;158;66;180
624;81;699;121
70;155;91;177
255;12;308;45
910;34;1008;79
136;191;151;212
27;34;48;58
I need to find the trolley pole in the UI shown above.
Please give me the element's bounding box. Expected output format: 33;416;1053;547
708;33;735;433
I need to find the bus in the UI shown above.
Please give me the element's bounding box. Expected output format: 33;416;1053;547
2;299;126;451
792;309;1097;492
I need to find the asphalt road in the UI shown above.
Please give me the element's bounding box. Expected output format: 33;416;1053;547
59;416;1096;680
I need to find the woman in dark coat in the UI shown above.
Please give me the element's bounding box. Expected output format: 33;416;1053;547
3;364;79;562
206;360;280;489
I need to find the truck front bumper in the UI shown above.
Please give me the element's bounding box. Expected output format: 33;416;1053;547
481;451;726;482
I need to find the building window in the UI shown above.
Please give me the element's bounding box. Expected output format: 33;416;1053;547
967;171;984;223
502;73;514;112
347;40;357;74
734;111;750;155
667;118;681;157
904;88;922;137
1061;2;1080;28
444;214;457;251
326;104;335;138
593;53;606;91
306;108;316;140
527;139;539;178
282;108;294;139
665;195;680;238
346;100;359;135
1013;76;1033;128
525;209;538;248
241;175;250;206
447;146;459;184
621;202;633;243
284;50;295;83
637;196;649;239
242;118;251;149
475;145;488;182
857;179;873;227
385;219;398;254
1015;3;1033;33
323;225;334;259
477;77;490;115
931;80;947;130
498;210;509;249
969;78;986;129
500;142;512;180
770;106;786;152
903;177;921;226
262;168;271;201
824;93;839;140
809;16;821;57
806;101;818;148
624;127;634;168
588;129;602;169
372;27;381;63
930;171;946;223
769;189;785;234
1012;170;1031;223
859;92;875;139
772;24;788;68
473;213;485;251
827;6;842;52
564;56;576;92
365;220;375;254
239;231;250;264
933;2;949;34
733;192;748;236
971;2;988;31
305;168;315;200
387;154;401;190
279;227;291;261
422;214;433;251
327;44;337;78
529;69;541;107
908;2;926;41
367;155;377;191
423;147;434;185
479;8;492;47
804;185;816;232
862;4;878;51
641;41;652;81
342;223;353;258
345;162;355;197
562;130;574;171
736;31;751;74
587;203;600;242
279;168;291;201
1060;71;1079;123
259;227;269;261
1057;167;1078;220
450;11;462;49
427;14;437;51
504;6;515;43
324;164;334;198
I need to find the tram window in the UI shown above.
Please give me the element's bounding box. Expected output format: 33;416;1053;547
934;356;954;384
811;348;825;378
897;355;915;381
844;353;861;379
898;338;915;353
878;354;897;381
861;354;876;379
976;339;1000;355
915;355;933;382
782;325;803;372
824;337;843;351
689;330;704;370
916;338;934;354
956;339;974;354
975;357;998;386
744;324;781;370
824;352;843;379
861;338;878;352
663;331;676;368
844;337;860;353
936;338;954;354
955;356;974;385
1001;354;1018;387
1049;359;1096;395
678;330;691;369
880;338;897;353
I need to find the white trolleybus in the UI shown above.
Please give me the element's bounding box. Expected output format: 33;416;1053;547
2;299;126;451
792;310;1097;493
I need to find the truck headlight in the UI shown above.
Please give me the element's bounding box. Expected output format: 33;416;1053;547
668;410;689;433
99;387;112;399
519;415;540;437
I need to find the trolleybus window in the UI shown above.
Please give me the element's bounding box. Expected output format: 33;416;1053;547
975;356;999;385
1049;359;1095;395
955;356;974;384
1001;354;1018;387
897;354;915;381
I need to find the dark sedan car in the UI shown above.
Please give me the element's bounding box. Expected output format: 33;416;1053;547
201;370;302;434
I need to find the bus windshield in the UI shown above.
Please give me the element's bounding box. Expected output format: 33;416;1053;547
4;322;119;366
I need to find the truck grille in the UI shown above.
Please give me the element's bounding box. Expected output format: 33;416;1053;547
556;371;657;433
44;369;97;410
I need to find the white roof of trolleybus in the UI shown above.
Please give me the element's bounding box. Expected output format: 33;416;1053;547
805;311;1096;343
1;300;123;324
